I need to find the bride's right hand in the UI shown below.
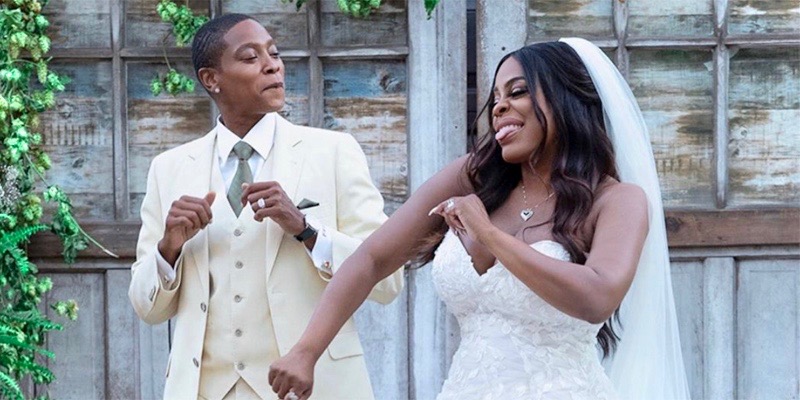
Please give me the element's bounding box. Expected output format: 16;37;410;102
268;348;316;400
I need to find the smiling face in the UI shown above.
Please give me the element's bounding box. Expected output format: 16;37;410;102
491;57;556;166
198;19;285;117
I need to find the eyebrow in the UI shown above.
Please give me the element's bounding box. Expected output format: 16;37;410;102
493;76;526;93
234;39;276;54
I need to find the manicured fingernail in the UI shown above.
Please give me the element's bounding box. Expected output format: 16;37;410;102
428;206;438;216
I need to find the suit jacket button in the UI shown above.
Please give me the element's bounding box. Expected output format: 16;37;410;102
200;303;207;312
234;295;242;303
233;228;243;237
235;261;243;269
193;358;199;367
236;362;245;371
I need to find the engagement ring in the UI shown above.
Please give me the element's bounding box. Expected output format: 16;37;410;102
257;198;266;209
285;391;299;400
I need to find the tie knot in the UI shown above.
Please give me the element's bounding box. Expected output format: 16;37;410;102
232;141;254;161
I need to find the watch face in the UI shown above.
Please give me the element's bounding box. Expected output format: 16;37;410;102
295;224;317;241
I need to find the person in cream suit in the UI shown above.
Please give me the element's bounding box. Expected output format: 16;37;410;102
128;14;404;400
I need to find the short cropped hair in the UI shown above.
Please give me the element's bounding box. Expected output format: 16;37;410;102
191;13;257;78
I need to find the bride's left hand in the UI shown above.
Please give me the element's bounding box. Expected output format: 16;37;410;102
429;194;494;242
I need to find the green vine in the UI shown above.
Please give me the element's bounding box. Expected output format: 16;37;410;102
1;0;113;398
284;0;441;18
151;0;442;97
151;0;207;97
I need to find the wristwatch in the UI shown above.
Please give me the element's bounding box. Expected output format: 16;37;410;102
294;217;318;242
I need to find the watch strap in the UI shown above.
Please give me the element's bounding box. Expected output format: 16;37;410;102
294;221;317;242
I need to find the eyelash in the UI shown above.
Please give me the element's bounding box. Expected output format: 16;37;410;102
492;87;528;105
243;51;281;61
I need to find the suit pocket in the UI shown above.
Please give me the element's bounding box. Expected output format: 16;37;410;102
327;330;364;360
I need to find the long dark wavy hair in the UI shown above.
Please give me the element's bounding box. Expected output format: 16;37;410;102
415;42;621;357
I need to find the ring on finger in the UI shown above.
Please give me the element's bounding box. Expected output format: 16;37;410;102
257;198;266;209
445;198;455;211
286;391;299;400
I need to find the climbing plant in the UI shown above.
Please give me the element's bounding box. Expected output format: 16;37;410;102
152;0;441;97
0;0;114;398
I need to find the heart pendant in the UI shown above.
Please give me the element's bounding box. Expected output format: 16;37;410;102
520;209;534;221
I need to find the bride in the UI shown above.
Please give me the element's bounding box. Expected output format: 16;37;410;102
268;38;691;400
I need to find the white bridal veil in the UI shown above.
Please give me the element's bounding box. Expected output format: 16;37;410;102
559;37;692;400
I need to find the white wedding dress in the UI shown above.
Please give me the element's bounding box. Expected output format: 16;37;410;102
431;231;619;400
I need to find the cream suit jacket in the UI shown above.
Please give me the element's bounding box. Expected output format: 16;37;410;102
129;115;404;399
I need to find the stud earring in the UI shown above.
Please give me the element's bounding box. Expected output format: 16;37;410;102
213;87;220;93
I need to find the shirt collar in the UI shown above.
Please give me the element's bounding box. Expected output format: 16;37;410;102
215;113;276;160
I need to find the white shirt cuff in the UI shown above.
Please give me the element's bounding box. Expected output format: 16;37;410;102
304;215;333;275
155;248;178;285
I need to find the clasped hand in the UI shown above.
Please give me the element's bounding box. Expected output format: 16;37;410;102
429;194;494;242
158;181;305;263
240;181;305;233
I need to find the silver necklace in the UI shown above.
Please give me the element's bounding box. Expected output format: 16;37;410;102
520;182;554;221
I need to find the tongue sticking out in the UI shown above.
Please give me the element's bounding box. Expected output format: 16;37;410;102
495;125;521;141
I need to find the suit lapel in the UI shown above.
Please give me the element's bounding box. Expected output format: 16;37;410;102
264;116;305;281
179;129;216;298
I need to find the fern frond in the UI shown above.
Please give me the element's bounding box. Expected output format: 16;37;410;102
0;371;23;400
0;224;47;250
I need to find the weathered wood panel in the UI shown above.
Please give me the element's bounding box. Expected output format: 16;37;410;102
628;0;714;38
737;259;800;399
125;0;209;48
628;49;715;208
138;317;170;400
322;60;408;214
280;59;311;126
729;0;800;36
126;61;213;218
664;209;800;247
405;3;468;398
320;0;408;47
527;0;613;41
106;269;137;399
38;61;115;220
39;271;106;399
728;47;800;207
221;0;309;48
671;261;704;399
44;0;111;48
354;284;409;400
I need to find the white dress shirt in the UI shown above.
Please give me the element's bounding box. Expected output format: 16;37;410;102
155;113;334;284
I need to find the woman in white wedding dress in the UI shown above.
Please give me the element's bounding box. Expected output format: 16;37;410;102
269;39;690;400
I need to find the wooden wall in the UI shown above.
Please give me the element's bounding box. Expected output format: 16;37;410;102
24;0;800;399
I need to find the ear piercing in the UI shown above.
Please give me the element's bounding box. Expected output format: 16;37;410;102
213;87;220;93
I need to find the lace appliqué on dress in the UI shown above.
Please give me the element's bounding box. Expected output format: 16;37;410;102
430;231;619;400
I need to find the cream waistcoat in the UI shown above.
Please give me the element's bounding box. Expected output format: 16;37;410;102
199;148;278;399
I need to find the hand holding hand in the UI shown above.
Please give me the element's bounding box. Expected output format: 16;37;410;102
240;181;305;235
158;192;216;264
429;194;495;243
268;348;316;400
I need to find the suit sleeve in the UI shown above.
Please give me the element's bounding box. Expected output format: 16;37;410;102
327;134;404;305
128;157;184;325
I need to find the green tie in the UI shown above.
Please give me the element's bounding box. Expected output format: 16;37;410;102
227;141;255;216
